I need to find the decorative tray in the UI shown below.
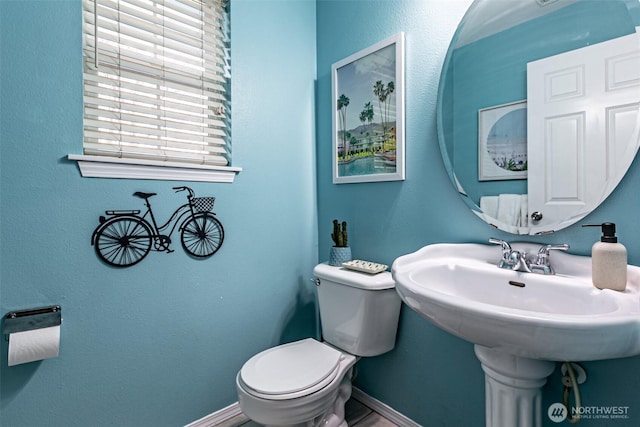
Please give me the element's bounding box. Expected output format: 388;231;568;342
341;260;388;274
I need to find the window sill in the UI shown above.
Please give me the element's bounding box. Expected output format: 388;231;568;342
68;155;242;183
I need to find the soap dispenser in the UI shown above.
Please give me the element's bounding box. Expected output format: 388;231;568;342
582;222;627;291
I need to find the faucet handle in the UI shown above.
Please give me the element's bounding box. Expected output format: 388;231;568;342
489;238;514;269
537;244;569;261
532;244;569;274
489;238;512;255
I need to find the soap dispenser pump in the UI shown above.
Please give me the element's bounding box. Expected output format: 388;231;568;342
582;222;627;291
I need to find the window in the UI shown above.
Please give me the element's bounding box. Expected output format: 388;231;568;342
73;0;240;182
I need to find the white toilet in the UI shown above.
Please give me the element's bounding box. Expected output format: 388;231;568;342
236;263;402;427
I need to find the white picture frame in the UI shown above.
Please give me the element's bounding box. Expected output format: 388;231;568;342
478;100;528;181
332;33;405;184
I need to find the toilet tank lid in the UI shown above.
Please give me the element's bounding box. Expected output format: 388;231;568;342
314;263;395;290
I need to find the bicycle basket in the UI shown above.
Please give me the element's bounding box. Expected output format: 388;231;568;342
191;197;215;213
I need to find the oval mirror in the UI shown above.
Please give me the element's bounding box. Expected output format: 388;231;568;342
437;0;640;235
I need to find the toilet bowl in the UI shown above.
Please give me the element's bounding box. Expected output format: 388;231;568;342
236;339;356;427
236;263;401;427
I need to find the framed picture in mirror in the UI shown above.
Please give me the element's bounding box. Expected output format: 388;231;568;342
331;33;405;184
478;100;528;181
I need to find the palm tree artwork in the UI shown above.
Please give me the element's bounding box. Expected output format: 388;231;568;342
332;34;403;182
336;72;396;164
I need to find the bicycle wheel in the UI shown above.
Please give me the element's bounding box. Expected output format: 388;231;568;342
94;217;153;267
180;213;224;258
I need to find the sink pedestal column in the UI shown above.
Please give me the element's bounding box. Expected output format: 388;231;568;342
475;345;555;427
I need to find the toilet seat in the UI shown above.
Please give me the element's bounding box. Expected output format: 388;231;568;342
239;338;343;400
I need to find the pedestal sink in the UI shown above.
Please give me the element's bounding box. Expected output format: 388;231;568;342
391;243;640;427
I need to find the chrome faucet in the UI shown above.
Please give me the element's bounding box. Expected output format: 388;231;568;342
489;238;569;275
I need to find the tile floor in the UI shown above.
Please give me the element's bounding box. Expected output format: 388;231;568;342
216;397;401;427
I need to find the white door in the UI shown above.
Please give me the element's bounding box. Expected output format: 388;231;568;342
527;30;640;234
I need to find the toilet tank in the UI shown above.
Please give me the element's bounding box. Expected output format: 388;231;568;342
313;263;401;357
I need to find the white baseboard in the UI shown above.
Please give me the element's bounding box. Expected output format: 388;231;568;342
184;401;244;427
185;387;421;427
351;387;422;427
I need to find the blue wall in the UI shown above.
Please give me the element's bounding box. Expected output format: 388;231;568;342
0;0;318;426
317;1;640;427
2;0;640;426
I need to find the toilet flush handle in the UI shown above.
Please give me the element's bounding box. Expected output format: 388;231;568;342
311;278;321;287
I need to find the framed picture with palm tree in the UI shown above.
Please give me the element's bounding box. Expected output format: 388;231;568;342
332;33;405;184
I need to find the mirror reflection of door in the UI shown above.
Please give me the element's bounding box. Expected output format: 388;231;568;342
527;30;640;234
438;0;639;235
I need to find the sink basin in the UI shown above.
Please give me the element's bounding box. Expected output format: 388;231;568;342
392;243;640;361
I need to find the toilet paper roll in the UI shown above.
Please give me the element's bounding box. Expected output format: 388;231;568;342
8;325;60;366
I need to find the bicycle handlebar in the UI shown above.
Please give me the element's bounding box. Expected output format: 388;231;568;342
173;186;195;198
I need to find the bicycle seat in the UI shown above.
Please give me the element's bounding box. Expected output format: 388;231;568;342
133;192;156;199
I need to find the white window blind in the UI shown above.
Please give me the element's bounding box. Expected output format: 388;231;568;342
82;0;230;167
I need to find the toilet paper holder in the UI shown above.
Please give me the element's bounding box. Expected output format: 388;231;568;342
3;306;62;340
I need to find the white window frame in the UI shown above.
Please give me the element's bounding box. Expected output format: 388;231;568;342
71;0;241;183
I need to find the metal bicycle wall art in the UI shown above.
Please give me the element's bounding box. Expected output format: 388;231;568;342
91;186;224;267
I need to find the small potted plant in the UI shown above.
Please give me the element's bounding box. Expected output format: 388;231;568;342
329;219;352;266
